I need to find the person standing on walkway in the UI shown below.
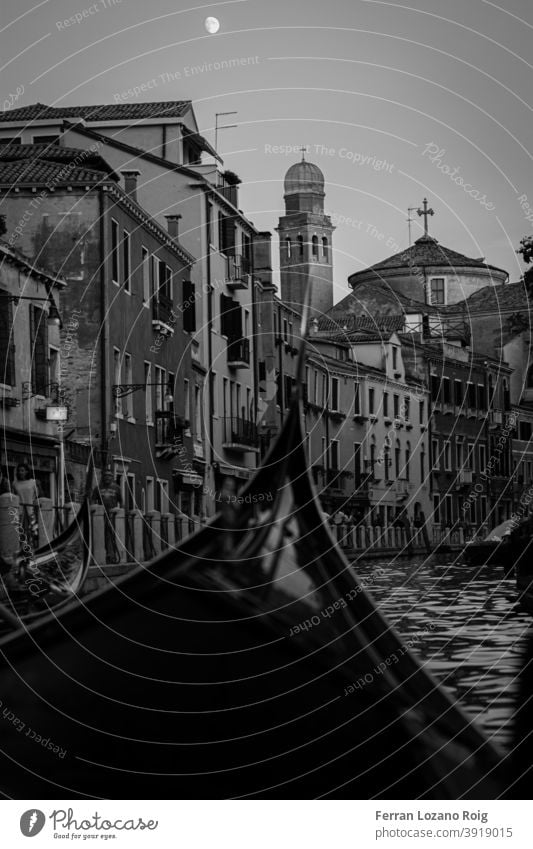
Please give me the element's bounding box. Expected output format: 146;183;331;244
92;471;122;564
12;463;41;542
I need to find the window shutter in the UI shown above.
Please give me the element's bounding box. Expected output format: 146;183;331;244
182;281;196;332
221;215;236;255
0;295;15;385
230;302;243;339
220;294;234;336
30;305;48;395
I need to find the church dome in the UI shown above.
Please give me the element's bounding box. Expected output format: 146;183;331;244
284;160;325;195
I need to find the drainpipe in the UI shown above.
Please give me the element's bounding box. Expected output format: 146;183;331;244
99;188;109;469
204;193;214;466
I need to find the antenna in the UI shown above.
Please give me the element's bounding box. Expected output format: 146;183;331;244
215;111;238;154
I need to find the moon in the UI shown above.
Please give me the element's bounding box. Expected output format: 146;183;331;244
205;16;220;34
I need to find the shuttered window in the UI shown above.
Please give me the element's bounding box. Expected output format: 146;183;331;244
220;294;242;338
0;292;15;386
182;280;196;332
30;304;48;395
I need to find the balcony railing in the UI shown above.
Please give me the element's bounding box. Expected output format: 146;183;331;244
227;336;250;367
226;253;251;288
155;412;189;447
152;292;175;333
222;416;259;450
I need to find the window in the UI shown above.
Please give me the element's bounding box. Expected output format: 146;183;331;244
144;362;153;423
354;442;362;482
145;477;154;513
456;442;463;468
312;235;319;258
404;397;410;422
330;377;339;411
503;379;511;410
212;371;217;417
384;447;391;481
283;318;288;341
477;384;485;411
392;347;398;370
370;442;376;477
322;237;328;260
154;365;165;412
0;137;21;145
444;441;451;471
182;281;196;332
124;353;133;418
354;382;361;415
194;384;203;443
113;348;121;416
479;444;486;473
394;442;401;478
0;293;15;385
330;439;339;471
454;379;463;406
467;382;476;408
49;346;59;387
286;237;291;258
479;496;487;524
32;135;59;145
430;277;445;305
125;473;135;512
222;377;228;421
430;373;440;402
369;387;375;415
157;479;169;514
405;444;410;480
123;230;131;291
383;392;389;417
30;305;48;396
142;247;150;306
420;446;425;482
184;379;190;431
393;394;399;418
419;400;424;424
442;377;451;404
111;219;120;284
298;235;304;257
445;494;453;526
433;495;441;524
432;437;439;469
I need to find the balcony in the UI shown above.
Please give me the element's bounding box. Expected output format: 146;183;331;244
155;411;189;456
227;336;250;368
222;416;259;452
455;469;473;489
226;253;251;289
152;293;175;336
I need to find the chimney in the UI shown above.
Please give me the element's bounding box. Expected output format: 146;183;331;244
121;170;141;201
165;214;182;239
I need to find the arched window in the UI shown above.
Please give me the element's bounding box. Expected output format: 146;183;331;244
394;440;401;479
297;235;304;258
286;237;291;258
322;237;328;260
370;440;376;477
384;446;391;481
312;235;319;258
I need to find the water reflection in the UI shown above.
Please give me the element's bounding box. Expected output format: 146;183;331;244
353;555;533;749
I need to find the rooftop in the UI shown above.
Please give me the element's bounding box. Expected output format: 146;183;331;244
0;101;191;123
348;234;508;287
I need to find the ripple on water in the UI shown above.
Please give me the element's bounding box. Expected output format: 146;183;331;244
353;557;533;749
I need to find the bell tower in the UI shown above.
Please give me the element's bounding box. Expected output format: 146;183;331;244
276;151;335;317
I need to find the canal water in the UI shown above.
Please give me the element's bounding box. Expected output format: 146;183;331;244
353;554;533;751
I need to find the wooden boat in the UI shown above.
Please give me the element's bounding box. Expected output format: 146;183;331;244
462;520;515;569
0;313;516;800
0;473;92;631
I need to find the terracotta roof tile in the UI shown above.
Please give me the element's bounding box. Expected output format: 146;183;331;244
0;101;191;123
